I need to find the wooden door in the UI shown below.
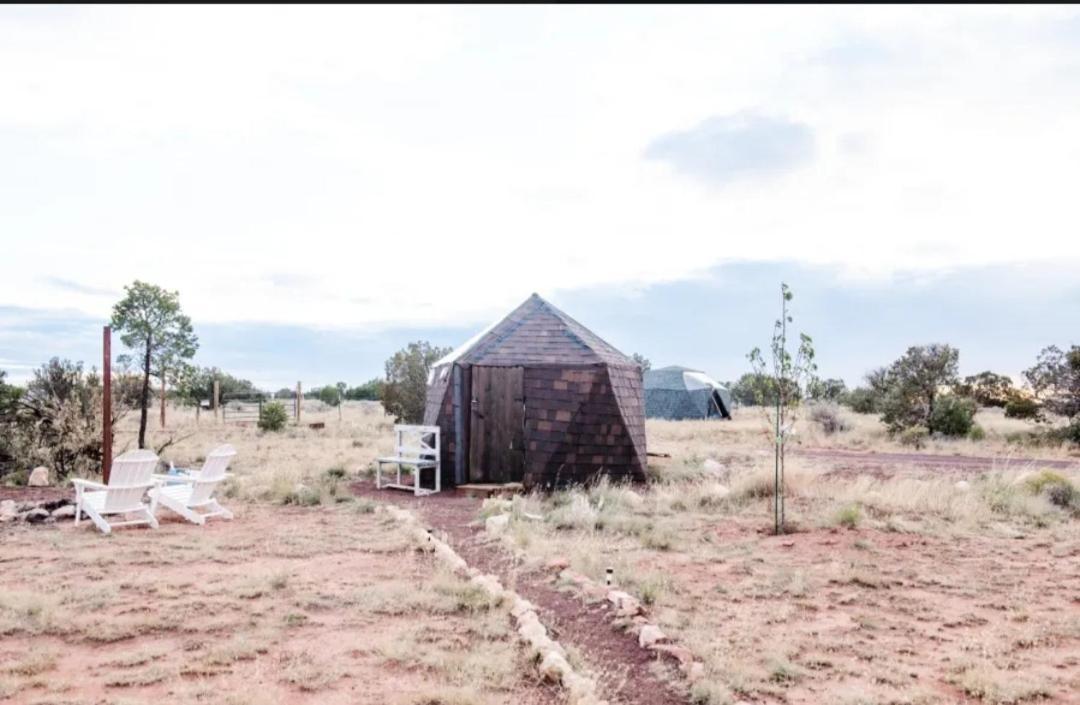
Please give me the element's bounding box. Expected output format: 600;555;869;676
469;366;525;483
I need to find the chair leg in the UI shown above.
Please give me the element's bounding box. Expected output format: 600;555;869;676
144;506;160;529
208;500;233;520
156;493;205;525
81;504;111;535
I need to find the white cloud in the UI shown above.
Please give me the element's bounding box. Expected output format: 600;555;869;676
2;5;1080;330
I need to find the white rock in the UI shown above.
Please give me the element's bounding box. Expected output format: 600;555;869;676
28;466;49;487
538;651;571;683
703;458;724;474
511;597;536;618
485;513;510;536
606;589;642;616
470;573;506;600
638;624;667;648
954;480;971;492
0;499;16;522
517;611;545;636
563;671;597;700
51;505;76;518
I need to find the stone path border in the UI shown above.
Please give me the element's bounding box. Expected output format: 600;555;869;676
381;504;608;705
484;506;706;689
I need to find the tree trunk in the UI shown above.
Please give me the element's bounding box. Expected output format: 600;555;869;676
138;335;152;449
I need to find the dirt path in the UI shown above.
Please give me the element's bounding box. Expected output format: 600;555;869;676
353;480;688;705
791;447;1080;476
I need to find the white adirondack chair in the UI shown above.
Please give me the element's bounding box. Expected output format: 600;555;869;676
149;444;236;525
72;449;160;535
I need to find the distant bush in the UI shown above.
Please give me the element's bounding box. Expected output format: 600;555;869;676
314;385;343;407
1046;421;1080;446
345;378;384;401
382;341;452;423
898;425;929;449
877;345;961;434
843;387;879;414
258;401;289;432
833;503;862;528
808;378;848;402
954;371;1016;408
1023;470;1077;509
1004;396;1040;420
809;403;851;435
968;424;986;441
928;396;977;437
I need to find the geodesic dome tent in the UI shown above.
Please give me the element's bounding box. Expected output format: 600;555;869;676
423;294;647;489
643;366;733;420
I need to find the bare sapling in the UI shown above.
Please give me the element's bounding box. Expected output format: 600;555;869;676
748;282;817;534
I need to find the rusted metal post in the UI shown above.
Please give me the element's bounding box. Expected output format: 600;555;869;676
103;326;112;483
295;381;302;424
160;371;167;429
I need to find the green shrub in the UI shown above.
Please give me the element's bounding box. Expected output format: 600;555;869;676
351;499;377;514
283;486;322;506
639;526;676;551
897;425;929;449
689;680;732;705
928;395;977;437
1004;396;1040;420
258;401;289;432
638;576;666;606
833;503;861;528
968;424;986;441
1024;470;1077;508
324;466;347;480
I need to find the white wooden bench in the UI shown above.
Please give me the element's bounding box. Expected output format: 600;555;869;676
376;425;441;496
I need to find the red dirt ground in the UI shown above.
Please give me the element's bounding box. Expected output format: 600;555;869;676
352;479;689;705
795;448;1079;477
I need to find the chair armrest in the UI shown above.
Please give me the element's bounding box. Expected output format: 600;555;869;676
152;473;196;484
71;478;107;490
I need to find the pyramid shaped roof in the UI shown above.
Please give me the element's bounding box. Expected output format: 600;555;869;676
435;294;635;368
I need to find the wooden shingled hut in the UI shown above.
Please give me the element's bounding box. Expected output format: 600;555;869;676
424;294;647;489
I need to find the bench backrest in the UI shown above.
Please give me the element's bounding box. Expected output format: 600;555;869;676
105;449;159;512
394;425;440;461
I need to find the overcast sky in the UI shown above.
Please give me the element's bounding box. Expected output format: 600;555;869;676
2;6;1079;388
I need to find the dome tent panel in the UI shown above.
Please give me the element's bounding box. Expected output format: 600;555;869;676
643;365;732;420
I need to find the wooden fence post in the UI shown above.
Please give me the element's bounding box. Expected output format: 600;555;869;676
296;381;302;424
160;372;167;429
213;380;220;422
103;326;112;484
